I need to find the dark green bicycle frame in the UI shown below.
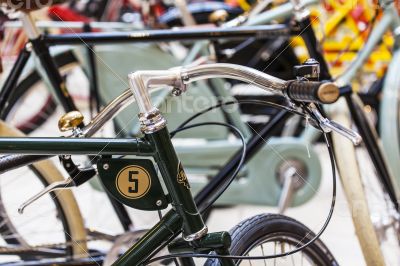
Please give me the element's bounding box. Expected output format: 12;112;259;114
0;126;238;266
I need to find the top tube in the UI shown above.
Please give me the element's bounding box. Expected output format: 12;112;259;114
244;0;318;26
43;25;291;45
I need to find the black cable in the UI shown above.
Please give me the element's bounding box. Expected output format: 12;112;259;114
170;122;247;212
169;99;311;213
145;103;337;264
170;99;305;211
170;99;305;139
145;131;336;264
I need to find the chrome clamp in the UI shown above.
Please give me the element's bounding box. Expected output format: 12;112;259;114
138;108;167;134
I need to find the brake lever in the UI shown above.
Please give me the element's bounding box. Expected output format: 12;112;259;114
18;178;75;214
309;104;362;145
18;156;97;214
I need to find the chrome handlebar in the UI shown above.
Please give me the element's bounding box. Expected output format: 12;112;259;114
81;63;359;145
180;63;286;89
81;63;287;137
127;63;287;114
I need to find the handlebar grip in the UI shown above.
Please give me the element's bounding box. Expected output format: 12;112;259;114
0;154;51;174
285;81;339;104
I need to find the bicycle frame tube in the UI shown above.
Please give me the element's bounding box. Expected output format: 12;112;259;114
43;25;292;45
343;88;399;210
147;127;207;238
30;37;80;112
0;47;31;118
244;0;318;26
19;13;79;114
297;16;331;79
83;24;101;115
114;210;182;265
0;138;154;155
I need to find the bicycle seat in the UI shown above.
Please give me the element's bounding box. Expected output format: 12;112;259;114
0;0;68;12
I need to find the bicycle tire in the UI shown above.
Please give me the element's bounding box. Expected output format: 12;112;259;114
1;50;81;134
0;120;87;260
205;213;338;266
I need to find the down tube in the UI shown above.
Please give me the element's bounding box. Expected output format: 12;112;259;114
0;47;30;116
114;210;182;265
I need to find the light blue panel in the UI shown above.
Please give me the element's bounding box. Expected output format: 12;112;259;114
95;43;228;138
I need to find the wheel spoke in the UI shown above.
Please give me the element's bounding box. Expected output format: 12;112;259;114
261;244;267;266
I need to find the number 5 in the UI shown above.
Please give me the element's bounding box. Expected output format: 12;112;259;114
128;171;139;193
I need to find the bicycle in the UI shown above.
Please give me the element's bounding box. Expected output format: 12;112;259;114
0;4;303;254
0;62;346;265
0;0;330;254
0;0;393;264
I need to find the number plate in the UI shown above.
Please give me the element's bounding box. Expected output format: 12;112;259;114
97;158;169;210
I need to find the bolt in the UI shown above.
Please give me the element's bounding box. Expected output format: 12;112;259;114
103;163;109;170
171;87;182;96
25;42;33;51
156;200;162;206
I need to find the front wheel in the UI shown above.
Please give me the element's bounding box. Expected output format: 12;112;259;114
205;214;338;266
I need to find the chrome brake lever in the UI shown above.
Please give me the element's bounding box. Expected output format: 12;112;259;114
18;178;75;214
309;104;362;145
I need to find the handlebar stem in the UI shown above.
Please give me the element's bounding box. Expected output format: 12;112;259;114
128;69;184;114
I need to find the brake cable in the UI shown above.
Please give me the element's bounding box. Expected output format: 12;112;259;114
144;100;336;264
170;121;246;213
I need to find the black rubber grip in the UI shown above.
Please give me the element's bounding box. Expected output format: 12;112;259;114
285;80;339;104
